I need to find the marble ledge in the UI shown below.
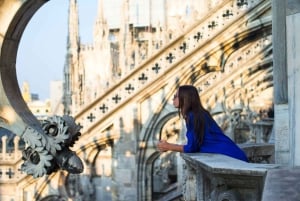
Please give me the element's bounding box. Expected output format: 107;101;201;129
180;153;280;176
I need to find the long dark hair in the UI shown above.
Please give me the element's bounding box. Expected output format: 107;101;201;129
177;85;212;145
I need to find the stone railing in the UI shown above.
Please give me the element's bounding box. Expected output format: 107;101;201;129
250;118;274;143
0;136;21;161
240;143;274;164
180;152;279;201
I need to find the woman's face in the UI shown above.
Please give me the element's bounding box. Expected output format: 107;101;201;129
173;89;179;108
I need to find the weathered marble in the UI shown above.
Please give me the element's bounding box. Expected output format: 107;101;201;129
262;167;300;201
181;153;280;201
287;12;300;166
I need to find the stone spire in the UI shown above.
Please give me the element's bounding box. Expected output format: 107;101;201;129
93;0;109;49
21;81;31;103
63;0;80;115
68;0;80;57
119;0;131;75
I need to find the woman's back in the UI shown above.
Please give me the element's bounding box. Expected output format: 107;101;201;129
184;112;248;162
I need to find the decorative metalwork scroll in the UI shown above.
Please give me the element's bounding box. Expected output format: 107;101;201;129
21;115;83;178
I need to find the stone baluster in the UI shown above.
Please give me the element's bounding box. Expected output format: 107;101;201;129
14;136;20;160
1;136;7;160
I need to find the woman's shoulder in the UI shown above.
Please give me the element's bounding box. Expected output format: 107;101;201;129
187;111;193;117
187;110;210;119
187;111;196;121
186;110;213;120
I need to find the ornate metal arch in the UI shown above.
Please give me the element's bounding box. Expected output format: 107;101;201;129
0;0;83;177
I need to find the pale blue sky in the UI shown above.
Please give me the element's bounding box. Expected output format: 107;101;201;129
16;0;171;100
17;0;98;100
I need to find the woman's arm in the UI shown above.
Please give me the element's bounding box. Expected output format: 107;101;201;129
157;140;184;152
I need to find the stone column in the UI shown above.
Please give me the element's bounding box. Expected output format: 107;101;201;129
286;0;300;166
273;0;300;166
272;0;289;165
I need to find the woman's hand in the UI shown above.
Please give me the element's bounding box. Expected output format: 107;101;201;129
157;140;184;152
157;140;169;152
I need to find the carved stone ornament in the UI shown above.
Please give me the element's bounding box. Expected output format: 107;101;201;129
21;115;83;178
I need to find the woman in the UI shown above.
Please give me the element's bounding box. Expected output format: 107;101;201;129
157;85;248;162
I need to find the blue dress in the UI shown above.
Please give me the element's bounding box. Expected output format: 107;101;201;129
183;112;248;162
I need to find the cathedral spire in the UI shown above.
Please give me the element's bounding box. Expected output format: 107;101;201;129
68;0;80;57
63;0;80;115
96;0;105;24
119;0;130;75
93;0;108;48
